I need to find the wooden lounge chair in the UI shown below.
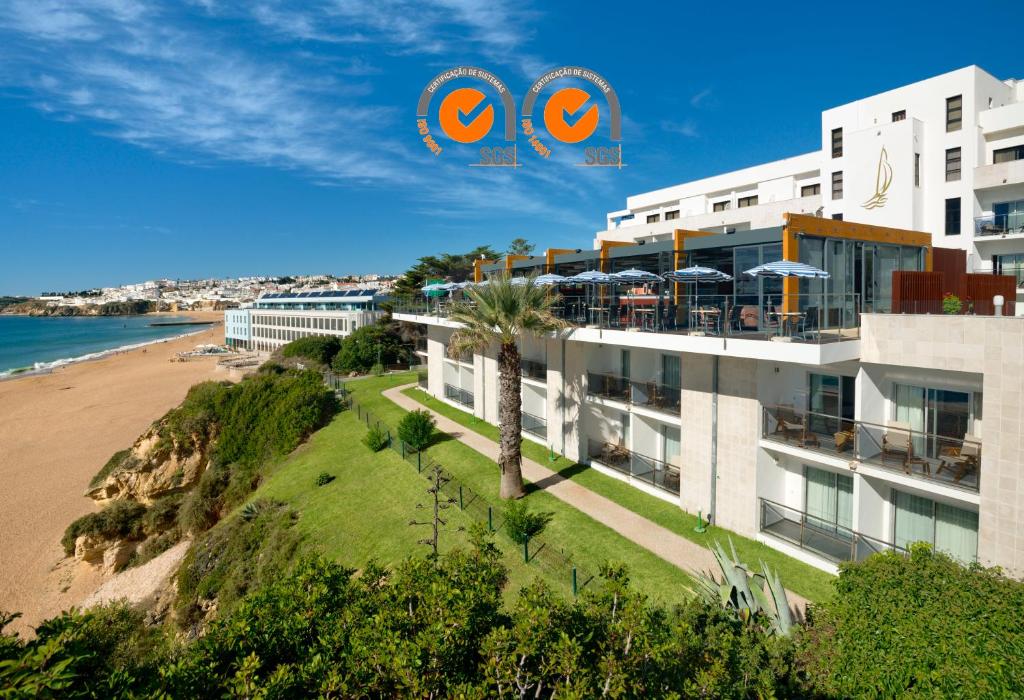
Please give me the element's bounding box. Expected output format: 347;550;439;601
937;434;981;484
773;405;820;448
882;421;913;471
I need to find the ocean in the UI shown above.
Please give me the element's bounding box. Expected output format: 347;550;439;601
0;315;210;377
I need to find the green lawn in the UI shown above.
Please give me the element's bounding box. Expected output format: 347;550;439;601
400;384;836;603
341;373;697;606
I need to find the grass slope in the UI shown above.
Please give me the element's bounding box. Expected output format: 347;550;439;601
340;373;696;606
401;385;835;603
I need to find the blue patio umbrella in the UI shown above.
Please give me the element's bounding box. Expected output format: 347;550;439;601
568;270;614;284
743;261;830;279
663;266;733;283
421;282;448;293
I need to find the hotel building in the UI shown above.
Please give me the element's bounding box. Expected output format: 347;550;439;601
394;66;1024;578
224;290;388;353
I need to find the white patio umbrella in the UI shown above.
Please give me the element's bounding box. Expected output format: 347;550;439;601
568;270;614;284
743;261;829;279
610;268;664;283
663;266;733;283
534;273;568;286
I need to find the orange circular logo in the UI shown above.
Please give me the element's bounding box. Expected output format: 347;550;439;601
437;87;495;143
543;87;599;143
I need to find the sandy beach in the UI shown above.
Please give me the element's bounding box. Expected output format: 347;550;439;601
0;313;230;636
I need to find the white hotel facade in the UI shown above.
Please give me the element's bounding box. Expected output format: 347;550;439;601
224;290;388;353
395;66;1024;578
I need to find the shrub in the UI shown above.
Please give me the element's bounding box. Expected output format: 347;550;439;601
331;323;410;374
61;500;147;556
798;544;1024;698
942;292;963;314
142;494;183;536
362;425;389;452
88;449;132;489
397;409;436;451
371;362;385;376
315;472;335;487
280;336;342;366
501;500;553;545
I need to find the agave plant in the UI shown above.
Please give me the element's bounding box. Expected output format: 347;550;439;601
694;539;796;637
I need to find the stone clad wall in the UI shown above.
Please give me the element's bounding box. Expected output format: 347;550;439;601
861;313;1024;577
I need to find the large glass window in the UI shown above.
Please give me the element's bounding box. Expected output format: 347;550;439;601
946;95;962;132
993;199;1024;235
804;466;853;537
893;384;977;459
808;373;855;435
661;354;680;388
661;424;680;464
894;491;977;563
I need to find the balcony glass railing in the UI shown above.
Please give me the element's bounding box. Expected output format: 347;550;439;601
759;497;907;564
587;439;680;495
414;338;428;352
521;359;547;382
975;213;1024;236
586;372;680;416
522;411;546;439
416;370;428;389
761;405;981;492
443;383;474;409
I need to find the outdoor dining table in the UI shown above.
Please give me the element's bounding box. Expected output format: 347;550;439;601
589;306;611;326
690;307;721;334
632;307;656;330
767;311;804;337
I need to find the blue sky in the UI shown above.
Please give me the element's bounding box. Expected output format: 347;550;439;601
0;0;1019;295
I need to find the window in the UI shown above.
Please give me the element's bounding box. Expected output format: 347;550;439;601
713;200;730;212
804;466;853;537
945;197;961;235
646;213;660;223
993;199;1024;235
994;145;1024;164
892;109;906;122
737;195;758;208
831;213;843;221
893;491;978;563
831;127;843;157
914;153;921;187
801;183;821;197
946;95;962;132
945;147;961;182
831;171;843;200
665;209;679;220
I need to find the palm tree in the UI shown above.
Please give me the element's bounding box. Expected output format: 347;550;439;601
447;274;567;499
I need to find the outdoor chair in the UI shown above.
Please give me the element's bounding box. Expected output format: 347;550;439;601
772;404;820;447
937;434;981;484
882;421;914;471
801;306;820;338
739;305;760;331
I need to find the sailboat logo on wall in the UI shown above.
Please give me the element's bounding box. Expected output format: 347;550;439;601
862;147;893;210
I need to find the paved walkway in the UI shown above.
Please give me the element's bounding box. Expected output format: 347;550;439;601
383;384;808;612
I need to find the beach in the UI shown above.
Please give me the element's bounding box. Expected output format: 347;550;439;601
0;314;229;636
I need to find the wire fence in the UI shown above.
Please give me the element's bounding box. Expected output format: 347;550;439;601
329;374;595;597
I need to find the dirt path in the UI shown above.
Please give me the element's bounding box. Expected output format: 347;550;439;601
383;384;809;614
0;321;226;636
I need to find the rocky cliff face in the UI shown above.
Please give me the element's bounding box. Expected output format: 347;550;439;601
86;425;214;505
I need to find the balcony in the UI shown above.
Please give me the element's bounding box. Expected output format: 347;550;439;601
759;498;906;564
414;337;428;354
973;159;1024;191
417;370;428;389
443;383;474;409
588;439;680;495
522;411;546;440
520;358;547;382
975;213;1024;237
586;372;681;417
761;405;981;492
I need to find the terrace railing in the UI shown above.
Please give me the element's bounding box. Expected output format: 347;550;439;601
587;439;680;495
444;383;474;409
759;497;907;564
416;370;428;389
586;372;680;416
522;411;547;439
761;405;981;492
586;372;631;402
975;213;1024;236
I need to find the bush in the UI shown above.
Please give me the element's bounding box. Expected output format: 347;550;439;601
362;425;389;452
315;472;335;487
501;500;553;545
798;544;1024;698
61;500;147;556
88;449;132;489
331;323;410;374
371;362;385;376
142;494;183;536
280;336;342;366
397;409;436;451
942;292;963;314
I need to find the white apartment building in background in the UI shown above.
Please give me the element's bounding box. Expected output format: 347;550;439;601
225;290;389;353
600;65;1024;283
395;65;1024;580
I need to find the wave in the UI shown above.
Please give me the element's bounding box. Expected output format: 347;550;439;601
0;328;211;381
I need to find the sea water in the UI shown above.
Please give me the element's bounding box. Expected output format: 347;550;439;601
0;315;208;377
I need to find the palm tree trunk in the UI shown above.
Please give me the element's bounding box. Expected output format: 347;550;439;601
497;341;525;499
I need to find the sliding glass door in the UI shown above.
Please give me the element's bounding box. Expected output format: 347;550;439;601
893;384;975;458
893;491;978;563
808;373;855;436
804;466;853;537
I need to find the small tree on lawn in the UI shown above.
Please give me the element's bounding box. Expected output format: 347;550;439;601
398;409;436;452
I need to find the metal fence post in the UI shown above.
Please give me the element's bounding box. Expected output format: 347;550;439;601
487;506;493;532
458;485;464;510
572;567;578;597
401;441;405;458
523;536;529;563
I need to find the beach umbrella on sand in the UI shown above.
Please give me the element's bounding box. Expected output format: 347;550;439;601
743;261;829;279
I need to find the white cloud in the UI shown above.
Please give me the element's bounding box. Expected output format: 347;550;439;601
660;119;699;138
689;87;712;107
